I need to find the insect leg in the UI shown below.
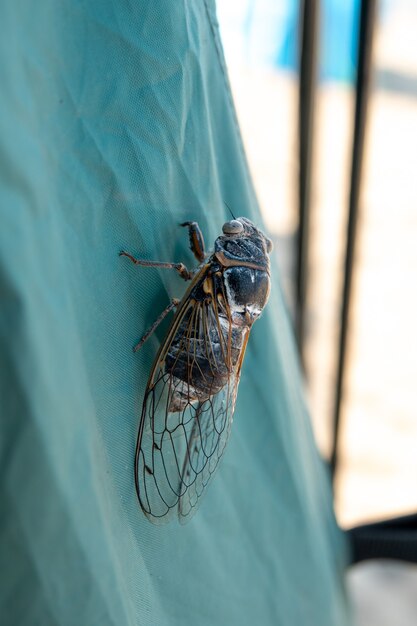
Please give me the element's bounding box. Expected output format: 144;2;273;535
133;298;180;352
180;222;206;263
119;251;193;280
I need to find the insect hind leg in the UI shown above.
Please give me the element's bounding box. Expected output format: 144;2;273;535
180;222;206;263
133;298;179;352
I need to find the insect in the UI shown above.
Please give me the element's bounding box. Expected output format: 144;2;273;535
120;216;272;524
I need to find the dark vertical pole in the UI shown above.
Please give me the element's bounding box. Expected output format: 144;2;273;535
296;0;319;359
330;0;377;477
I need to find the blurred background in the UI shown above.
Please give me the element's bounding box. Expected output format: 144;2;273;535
216;0;417;624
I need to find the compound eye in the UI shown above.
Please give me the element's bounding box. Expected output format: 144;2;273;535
266;237;273;253
222;220;243;235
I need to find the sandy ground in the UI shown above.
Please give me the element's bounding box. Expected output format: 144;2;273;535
222;4;417;622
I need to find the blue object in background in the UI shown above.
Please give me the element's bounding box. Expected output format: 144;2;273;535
320;0;361;82
218;0;362;83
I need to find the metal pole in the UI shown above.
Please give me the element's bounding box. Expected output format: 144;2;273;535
330;0;378;477
296;0;319;359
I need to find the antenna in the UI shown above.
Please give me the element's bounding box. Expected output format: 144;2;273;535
224;201;236;220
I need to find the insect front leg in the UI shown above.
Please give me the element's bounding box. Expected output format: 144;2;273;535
133;298;179;352
119;251;193;281
180;221;206;263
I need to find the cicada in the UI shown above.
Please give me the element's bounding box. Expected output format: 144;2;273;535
120;217;272;524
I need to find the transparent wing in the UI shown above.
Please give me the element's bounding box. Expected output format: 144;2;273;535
178;375;238;523
135;273;249;524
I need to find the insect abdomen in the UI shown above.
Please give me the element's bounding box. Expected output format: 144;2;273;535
164;311;243;412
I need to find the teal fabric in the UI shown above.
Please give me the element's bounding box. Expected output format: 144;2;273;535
0;1;350;624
